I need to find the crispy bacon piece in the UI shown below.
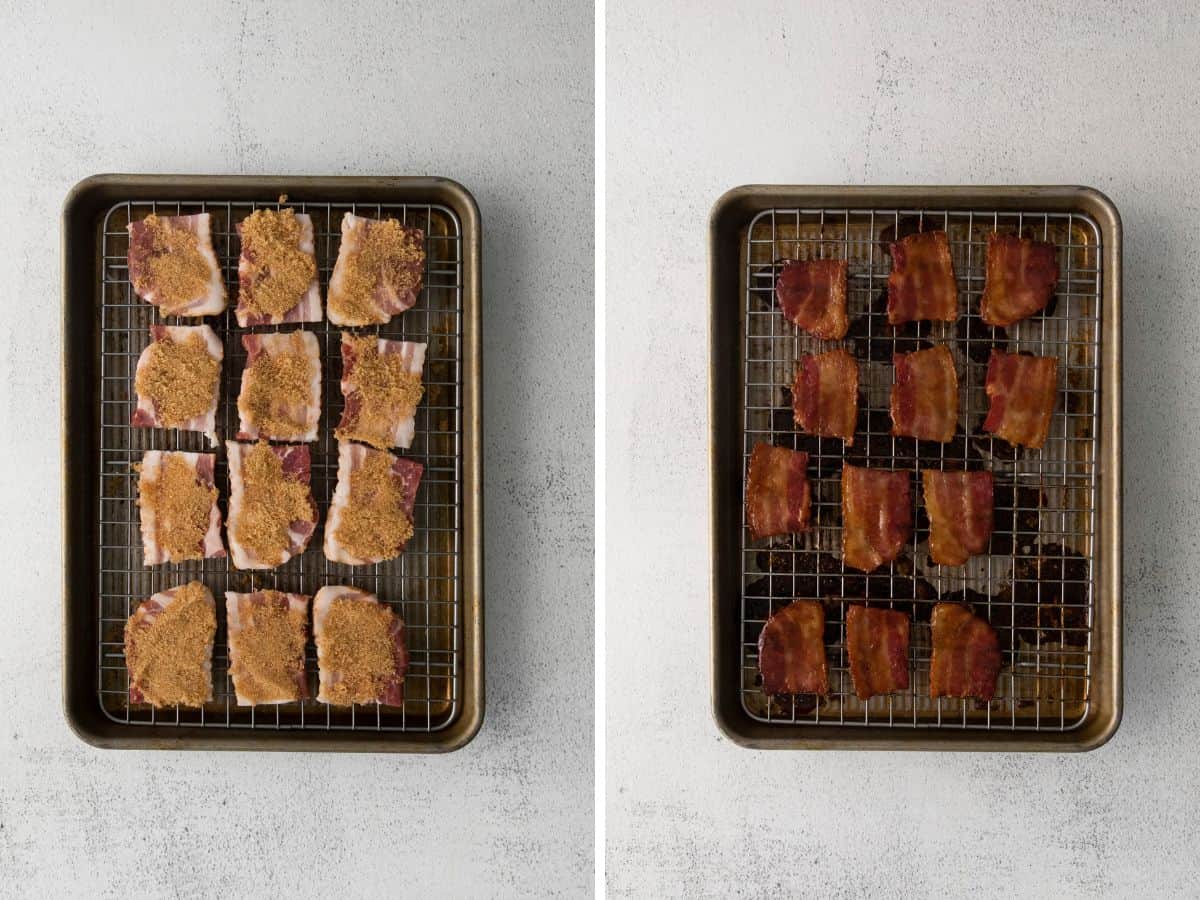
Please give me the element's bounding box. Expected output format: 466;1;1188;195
745;443;811;540
845;605;910;700
980;233;1058;327
131;324;223;446
775;259;849;339
324;442;424;566
841;463;912;573
922;470;994;566
235;210;322;326
225;590;310;705
983;350;1058;449
930;603;1002;701
791;348;858;445
890;344;959;442
328;213;425;326
127;213;226;316
236;330;322;442
124;582;216;707
887;230;958;325
137;451;225;565
313;586;408;706
757;600;828;695
226;441;318;570
335;334;427;450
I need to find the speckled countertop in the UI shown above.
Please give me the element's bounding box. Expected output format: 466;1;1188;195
0;2;593;896
607;3;1199;896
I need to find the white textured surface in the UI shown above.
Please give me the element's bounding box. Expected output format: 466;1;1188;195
0;1;593;896
608;2;1196;897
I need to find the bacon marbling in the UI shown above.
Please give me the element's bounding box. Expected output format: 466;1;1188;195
841;463;912;573
890;344;958;442
930;603;1002;701
327;213;425;326
845;605;910;700
983;350;1058;449
922;470;994;566
791;348;858;445
757;600;828;696
887;230;958;325
745;443;811;540
127;213;227;317
775;259;849;339
980;233;1058;327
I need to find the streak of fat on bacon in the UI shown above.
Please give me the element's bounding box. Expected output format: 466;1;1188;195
745;443;811;541
757;600;828;696
130;324;223;446
983;349;1058;449
841;463;912;573
312;586;408;707
845;605;911;700
225;590;311;705
980;232;1058;328
774;258;849;340
890;344;959;443
791;348;858;445
930;602;1002;701
922;469;994;566
887;230;958;325
138;450;225;566
127;213;226;316
225;441;317;570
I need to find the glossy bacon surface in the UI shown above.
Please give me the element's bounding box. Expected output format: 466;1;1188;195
846;605;910;700
745;443;811;540
775;259;849;340
841;463;912;573
890;344;958;442
983;350;1058;449
757;600;828;696
922;470;994;566
980;233;1058;327
930;603;1002;701
792;348;858;445
887;230;958;325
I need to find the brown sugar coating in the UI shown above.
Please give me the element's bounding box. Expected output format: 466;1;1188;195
332;219;423;324
240;208;317;318
232;442;314;566
321;598;397;705
241;338;317;438
134;214;213;314
140;455;217;560
332;451;414;561
125;582;216;707
229;592;307;703
336;336;424;448
135;333;220;426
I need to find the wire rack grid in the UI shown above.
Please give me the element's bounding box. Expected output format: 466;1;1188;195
739;206;1102;731
96;198;463;732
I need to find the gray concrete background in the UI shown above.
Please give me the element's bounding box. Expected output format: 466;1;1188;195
607;2;1198;897
0;1;593;897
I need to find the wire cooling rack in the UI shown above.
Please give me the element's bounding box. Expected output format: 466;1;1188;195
740;208;1102;731
97;198;463;732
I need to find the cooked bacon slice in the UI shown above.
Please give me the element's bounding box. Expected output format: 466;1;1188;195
313;586;408;706
236;330;322;442
841;463;912;573
225;590;310;705
235;208;322;326
327;213;425;326
124;581;216;707
791;348;858;445
324;442;424;565
131;324;223;446
226;441;318;570
137;451;225;565
930;603;1002;701
775;259;849;340
890;344;959;442
127;213;226;316
745;443;811;540
845;605;910;700
335;334;427;450
887;230;958;325
758;600;828;695
922;470;994;566
980;233;1058;327
983;350;1058;448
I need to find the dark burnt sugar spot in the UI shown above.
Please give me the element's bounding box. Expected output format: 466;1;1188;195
1011;543;1090;647
989;483;1043;555
848;288;933;363
956;312;1009;364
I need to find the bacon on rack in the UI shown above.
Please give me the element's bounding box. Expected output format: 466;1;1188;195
225;590;310;705
930;603;1002;701
131;324;223;446
757;600;828;696
775;259;849;340
235;209;322;326
327;213;425;326
845;605;910;700
983;350;1058;449
324;442;424;566
745;443;811;540
313;586;408;706
127;213;226;316
335;334;427;450
890;344;959;442
887;230;958;325
841;463;912;573
791;348;858;445
137;451;225;565
922;470;994;566
124;582;216;707
236;330;322;442
226;441;317;570
980;233;1058;327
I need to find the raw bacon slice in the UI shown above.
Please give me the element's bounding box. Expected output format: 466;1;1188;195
124;581;216;707
127;213;226;316
775;259;849;340
327;213;425;326
225;590;310;705
137;450;225;565
980;233;1058;327
887;230;958;325
226;441;318;570
791;348;858;445
983;350;1058;449
236;330;322;442
890;344;959;443
757;600;828;696
841;463;912;573
131;324;223;446
930;603;1002;701
313;585;408;706
745;443;811;540
845;605;910;700
324;442;424;566
235;208;322;326
335;334;427;450
922;470;994;566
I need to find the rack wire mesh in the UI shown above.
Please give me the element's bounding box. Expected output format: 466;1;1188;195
97;198;463;731
740;207;1102;731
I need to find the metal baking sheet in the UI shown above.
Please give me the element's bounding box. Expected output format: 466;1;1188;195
62;174;482;752
709;186;1121;750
